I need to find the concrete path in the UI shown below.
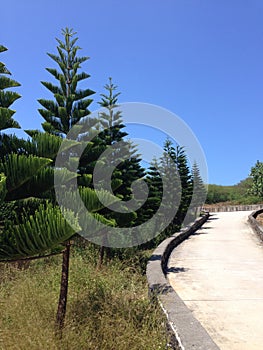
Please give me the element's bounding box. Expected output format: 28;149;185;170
167;211;263;350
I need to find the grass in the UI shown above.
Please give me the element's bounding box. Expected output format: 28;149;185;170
0;246;168;350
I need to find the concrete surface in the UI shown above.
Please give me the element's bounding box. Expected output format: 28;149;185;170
167;211;263;350
146;213;220;350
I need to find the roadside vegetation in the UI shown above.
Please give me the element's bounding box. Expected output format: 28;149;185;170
0;245;168;350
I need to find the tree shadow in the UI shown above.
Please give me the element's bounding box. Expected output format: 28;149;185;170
166;266;189;273
148;254;161;262
194;227;214;234
207;216;219;221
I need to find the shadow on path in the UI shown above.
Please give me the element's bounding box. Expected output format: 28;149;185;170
166;266;189;274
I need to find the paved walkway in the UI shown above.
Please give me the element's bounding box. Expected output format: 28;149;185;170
167;211;263;350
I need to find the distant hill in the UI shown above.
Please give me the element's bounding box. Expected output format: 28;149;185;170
206;177;263;205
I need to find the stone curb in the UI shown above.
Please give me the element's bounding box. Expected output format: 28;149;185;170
203;204;263;213
248;208;263;242
146;213;220;350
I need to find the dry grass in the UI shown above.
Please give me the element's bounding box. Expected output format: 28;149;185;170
256;213;263;227
0;249;167;350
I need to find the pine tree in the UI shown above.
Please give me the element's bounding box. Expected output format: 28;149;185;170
0;45;21;131
158;139;193;234
0;45;23;158
96;77;128;198
117;141;146;207
98;77;127;145
140;157;163;222
249;160;263;198
174;145;193;225
160;139;181;234
96;78;145;227
38;28;96;137
191;161;207;217
87;78;146;263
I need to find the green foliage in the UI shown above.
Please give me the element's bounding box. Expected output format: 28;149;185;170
141;139;198;248
206;184;235;203
0;203;79;260
0;172;7;201
173;145;193;223
82;78;146;228
249;160;263;198
25;132;66;159
0;33;206;262
0;40;83;261
39;27;95;136
79;186;120;212
0;154;52;195
191;162;207;209
159;139;191;233
0;45;21;131
0;133;27;159
206;176;262;205
141;157;163;220
7;167;77;201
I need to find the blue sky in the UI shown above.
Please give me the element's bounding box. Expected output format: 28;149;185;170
1;0;263;185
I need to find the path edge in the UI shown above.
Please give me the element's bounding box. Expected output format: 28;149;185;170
146;213;220;350
248;208;263;241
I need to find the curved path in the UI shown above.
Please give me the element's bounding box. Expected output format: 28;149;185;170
167;211;263;350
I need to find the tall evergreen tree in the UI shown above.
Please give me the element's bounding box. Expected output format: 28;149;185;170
191;161;207;216
38;27;96;137
137;157;164;249
174;145;193;225
0;45;21;131
96;77;127;198
140;140;185;247
160;139;181;234
0;45;24;158
96;78;146;226
140;157;163;222
249;160;263;198
85;78;147;263
98;77;127;145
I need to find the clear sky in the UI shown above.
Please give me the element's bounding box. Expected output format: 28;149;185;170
1;0;263;185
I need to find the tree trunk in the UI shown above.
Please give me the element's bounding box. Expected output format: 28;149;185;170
97;230;110;269
97;245;105;270
55;241;71;335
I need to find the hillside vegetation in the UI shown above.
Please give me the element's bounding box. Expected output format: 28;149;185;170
206;178;263;205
